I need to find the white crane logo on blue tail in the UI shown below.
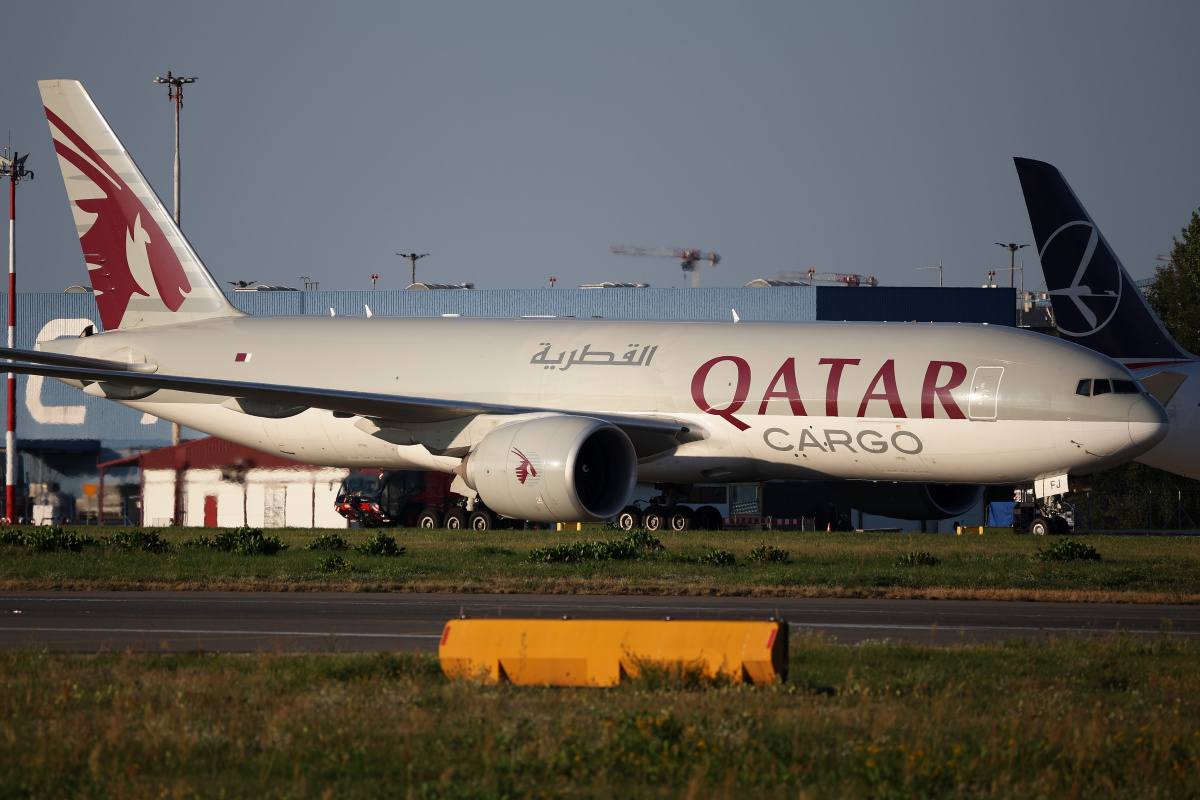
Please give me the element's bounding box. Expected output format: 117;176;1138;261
1041;220;1122;337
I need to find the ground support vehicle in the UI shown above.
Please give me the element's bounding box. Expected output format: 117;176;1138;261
616;481;844;532
334;470;506;530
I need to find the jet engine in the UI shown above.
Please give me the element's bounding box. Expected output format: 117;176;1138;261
831;482;984;521
464;415;638;523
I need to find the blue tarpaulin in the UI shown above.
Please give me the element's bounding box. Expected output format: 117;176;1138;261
986;502;1015;527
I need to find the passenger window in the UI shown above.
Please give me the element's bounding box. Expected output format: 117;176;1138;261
1076;379;1091;397
1113;380;1139;394
1093;379;1112;396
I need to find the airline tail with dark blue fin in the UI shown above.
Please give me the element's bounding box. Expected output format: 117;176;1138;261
1013;157;1192;367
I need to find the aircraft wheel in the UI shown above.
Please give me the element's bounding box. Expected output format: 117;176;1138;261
668;507;693;531
617;507;641;531
444;508;468;530
417;509;442;529
1028;516;1050;536
1051;515;1071;535
642;507;665;531
469;509;495;530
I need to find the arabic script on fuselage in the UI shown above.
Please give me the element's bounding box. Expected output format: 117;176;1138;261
530;342;658;371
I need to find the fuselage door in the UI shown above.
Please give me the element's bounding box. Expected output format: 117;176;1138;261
968;366;1004;420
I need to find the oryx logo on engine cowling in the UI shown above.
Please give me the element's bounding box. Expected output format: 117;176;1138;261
511;447;541;486
1041;220;1123;337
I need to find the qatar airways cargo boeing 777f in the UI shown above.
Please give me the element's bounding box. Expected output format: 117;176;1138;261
0;80;1169;524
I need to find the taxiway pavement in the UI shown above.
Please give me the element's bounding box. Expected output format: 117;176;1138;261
0;591;1196;652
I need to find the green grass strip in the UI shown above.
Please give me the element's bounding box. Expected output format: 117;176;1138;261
0;636;1196;797
1;526;1199;601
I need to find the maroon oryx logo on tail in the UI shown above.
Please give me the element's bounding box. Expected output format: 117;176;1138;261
511;447;539;485
45;107;192;330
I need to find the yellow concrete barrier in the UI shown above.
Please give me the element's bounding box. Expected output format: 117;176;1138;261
956;526;1014;535
438;619;787;686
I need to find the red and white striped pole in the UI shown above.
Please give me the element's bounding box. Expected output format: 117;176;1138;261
7;164;14;524
1;151;32;525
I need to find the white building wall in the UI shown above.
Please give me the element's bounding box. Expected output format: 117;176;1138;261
285;483;312;528
243;467;350;529
314;471;349;528
216;482;246;528
244;482;266;528
181;472;212;527
142;470;176;527
141;464;350;529
174;470;247;527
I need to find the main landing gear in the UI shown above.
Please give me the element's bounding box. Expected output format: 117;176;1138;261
616;485;724;532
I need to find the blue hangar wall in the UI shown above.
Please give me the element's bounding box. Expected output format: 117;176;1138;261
8;286;1015;449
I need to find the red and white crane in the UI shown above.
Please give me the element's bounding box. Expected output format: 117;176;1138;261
778;269;879;287
610;246;721;288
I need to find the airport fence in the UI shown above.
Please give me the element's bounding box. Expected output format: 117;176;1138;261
1069;486;1200;533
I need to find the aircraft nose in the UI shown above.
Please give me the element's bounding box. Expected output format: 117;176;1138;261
1128;394;1170;453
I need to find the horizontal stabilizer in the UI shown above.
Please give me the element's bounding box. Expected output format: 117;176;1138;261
1;346;157;373
1137;370;1188;406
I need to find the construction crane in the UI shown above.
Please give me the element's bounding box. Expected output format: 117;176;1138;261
777;270;879;287
610;246;721;288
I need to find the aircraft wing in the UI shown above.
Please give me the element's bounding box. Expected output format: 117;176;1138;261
0;347;161;373
0;347;700;452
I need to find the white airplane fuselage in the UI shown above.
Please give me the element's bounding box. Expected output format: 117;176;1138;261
1128;360;1200;479
41;315;1167;486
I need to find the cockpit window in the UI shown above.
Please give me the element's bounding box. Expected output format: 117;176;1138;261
1078;378;1140;397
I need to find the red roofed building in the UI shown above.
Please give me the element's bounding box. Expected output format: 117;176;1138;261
99;437;350;528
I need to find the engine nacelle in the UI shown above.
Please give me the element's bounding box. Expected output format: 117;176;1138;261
831;482;984;521
464;416;638;523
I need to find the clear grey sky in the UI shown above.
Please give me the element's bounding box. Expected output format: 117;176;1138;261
2;1;1198;294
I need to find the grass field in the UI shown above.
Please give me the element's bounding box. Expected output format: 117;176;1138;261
1;525;1198;602
1;635;1196;798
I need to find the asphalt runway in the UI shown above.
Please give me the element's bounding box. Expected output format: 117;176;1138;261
0;591;1197;652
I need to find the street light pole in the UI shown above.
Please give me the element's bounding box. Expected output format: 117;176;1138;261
153;72;197;226
995;242;1029;289
397;253;429;286
1;150;33;524
153;72;196;447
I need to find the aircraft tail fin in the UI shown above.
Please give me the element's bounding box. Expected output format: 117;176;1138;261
38;80;243;331
1013;157;1190;365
